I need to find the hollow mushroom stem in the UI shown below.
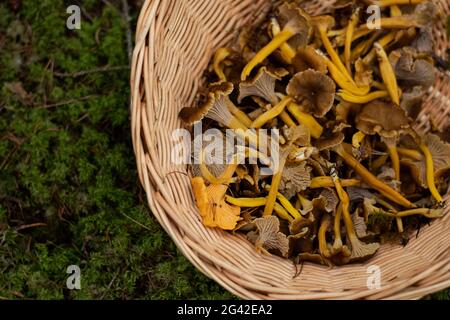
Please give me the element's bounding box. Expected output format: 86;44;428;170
241;29;294;81
251;96;292;128
375;197;403;233
344;8;360;75
397;147;423;161
310;177;360;189
263;151;289;216
363;31;396;65
274;203;295;222
338;90;389;104
269;18;296;64
372;154;389;171
318;27;353;82
320;54;370;96
396;208;445;218
375;42;400;105
319;215;332;258
213;48;231;82
332;170;380;260
276;192;301;220
333;144;415;208
386;143;401;181
225;196;266;207
226;101;253;128
390;4;402;17
419;143;444;203
286;102;323;139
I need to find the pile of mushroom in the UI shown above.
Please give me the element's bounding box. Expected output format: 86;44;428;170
179;0;449;266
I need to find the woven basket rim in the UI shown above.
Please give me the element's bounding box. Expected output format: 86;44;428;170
131;0;450;300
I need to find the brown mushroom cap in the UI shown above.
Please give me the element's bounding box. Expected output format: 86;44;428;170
389;47;435;88
412;27;434;53
400;86;424;120
277;2;312;49
314;131;345;151
247;216;289;257
402;134;450;186
279;161;312;199
287;69;336;118
356;100;411;138
282;125;311;147
191;129;235;178
292;46;328;74
179;82;236;125
311;15;335;32
238;66;288;104
414;2;439;28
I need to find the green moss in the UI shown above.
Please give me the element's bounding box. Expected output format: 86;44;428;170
0;0;232;300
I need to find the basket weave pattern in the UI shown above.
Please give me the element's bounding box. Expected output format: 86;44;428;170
131;0;450;299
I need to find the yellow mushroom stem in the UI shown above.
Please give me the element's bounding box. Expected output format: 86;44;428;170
352;131;366;150
419;144;444;203
334;144;415;208
374;0;424;8
386;143;401;181
372;154;390;171
317;26;353;82
331;172;364;251
362;17;420;30
225;196;266;207
311;177;361;189
251;96;292;128
396;217;404;233
390;4;402;17
213;48;232;82
276;192;301;220
363;31;397;65
274;203;295;222
332;204;343;250
351;31;381;61
241;29;294;81
328;28;345;37
318;215;332;258
263;152;288;216
286;102;323;139
397;147;423;161
376;197;403;233
270;18;296;64
280;111;297;128
227;103;253;128
338;90;389;104
396;208;444;218
375;43;400;105
345;8;360;74
372;81;387;91
321;55;370;96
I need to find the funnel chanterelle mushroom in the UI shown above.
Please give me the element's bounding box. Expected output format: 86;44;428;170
241;2;311;80
287;69;336;118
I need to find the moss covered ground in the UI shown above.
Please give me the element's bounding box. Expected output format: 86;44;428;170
0;0;447;300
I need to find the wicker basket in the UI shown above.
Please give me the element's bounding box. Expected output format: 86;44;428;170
131;0;450;299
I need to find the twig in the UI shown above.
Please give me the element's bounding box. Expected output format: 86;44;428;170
121;0;133;62
15;223;47;232
53;65;129;78
36;95;97;109
122;212;152;231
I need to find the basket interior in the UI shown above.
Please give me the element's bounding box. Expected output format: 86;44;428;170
132;0;450;299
